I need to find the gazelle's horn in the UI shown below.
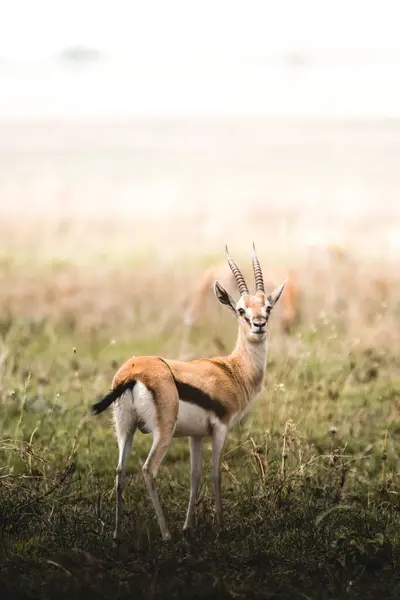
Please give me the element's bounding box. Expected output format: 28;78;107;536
225;245;249;295
252;242;265;293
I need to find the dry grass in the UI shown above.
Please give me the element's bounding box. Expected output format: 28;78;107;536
1;235;400;600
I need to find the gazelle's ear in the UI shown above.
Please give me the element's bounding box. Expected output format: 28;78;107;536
268;279;288;307
214;281;236;313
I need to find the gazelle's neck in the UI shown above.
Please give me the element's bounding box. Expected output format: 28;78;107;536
230;325;269;396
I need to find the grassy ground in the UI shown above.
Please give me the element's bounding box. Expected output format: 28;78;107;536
1;249;400;600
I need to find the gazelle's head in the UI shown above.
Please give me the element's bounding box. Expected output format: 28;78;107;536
214;244;287;343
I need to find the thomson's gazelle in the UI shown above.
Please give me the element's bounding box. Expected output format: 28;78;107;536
92;245;287;541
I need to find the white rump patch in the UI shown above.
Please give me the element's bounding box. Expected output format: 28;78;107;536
133;381;157;432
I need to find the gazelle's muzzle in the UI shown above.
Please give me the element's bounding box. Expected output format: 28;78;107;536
251;316;267;334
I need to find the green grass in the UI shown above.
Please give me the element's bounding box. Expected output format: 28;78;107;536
1;258;400;600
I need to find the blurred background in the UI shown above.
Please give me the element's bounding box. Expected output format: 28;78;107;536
0;0;399;354
1;0;400;257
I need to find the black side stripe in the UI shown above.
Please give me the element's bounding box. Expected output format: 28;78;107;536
157;356;228;419
91;380;136;415
174;380;227;419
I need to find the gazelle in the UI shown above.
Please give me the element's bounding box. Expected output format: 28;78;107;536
92;245;287;541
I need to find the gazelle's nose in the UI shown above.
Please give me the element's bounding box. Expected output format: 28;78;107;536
253;318;267;329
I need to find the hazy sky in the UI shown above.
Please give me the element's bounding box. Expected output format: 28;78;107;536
1;0;399;60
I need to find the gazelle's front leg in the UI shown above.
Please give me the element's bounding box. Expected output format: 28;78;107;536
183;436;204;531
211;423;228;529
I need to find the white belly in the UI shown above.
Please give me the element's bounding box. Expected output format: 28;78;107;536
173;400;214;437
132;382;217;438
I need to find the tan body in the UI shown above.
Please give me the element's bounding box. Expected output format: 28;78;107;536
113;334;266;438
92;245;287;541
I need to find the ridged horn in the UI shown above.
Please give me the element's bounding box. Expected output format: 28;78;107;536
252;242;265;293
225;245;249;295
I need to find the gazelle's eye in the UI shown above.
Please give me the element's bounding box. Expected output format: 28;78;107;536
238;308;245;317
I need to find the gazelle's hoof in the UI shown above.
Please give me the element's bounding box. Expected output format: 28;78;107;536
162;531;172;542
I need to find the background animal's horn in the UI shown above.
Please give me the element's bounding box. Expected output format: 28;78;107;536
252;242;265;293
225;245;249;295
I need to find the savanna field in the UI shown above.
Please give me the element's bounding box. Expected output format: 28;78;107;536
1;119;400;600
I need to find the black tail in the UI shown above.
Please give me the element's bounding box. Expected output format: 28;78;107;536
91;380;136;415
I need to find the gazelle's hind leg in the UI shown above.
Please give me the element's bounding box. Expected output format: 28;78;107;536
113;392;137;542
142;426;174;541
138;365;179;541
